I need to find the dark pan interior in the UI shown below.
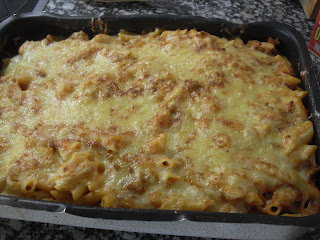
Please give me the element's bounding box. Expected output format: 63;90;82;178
1;12;320;227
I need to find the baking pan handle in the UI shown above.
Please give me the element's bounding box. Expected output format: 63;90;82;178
64;204;184;221
0;195;66;213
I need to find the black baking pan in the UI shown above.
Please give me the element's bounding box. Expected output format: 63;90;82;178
0;12;320;239
0;0;43;21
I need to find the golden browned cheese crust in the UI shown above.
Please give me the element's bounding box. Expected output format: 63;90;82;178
0;29;319;215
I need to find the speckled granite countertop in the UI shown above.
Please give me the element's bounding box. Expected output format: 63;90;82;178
1;0;320;239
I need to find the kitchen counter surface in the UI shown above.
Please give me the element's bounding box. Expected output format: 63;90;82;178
1;0;320;239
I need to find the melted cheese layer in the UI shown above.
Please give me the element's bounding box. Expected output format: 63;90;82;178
0;29;319;215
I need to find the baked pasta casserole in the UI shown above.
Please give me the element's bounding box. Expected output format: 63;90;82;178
0;29;319;216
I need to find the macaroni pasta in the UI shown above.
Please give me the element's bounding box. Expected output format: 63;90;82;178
0;29;319;215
